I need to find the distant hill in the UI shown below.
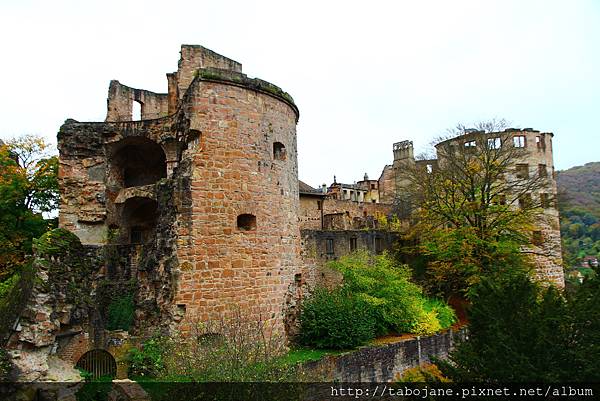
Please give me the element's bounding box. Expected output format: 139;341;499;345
557;162;600;218
557;162;600;269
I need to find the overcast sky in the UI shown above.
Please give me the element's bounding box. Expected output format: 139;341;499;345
1;0;598;187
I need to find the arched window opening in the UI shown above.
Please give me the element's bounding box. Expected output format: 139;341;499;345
237;214;256;231
122;197;159;244
75;349;117;380
110;137;167;188
273;142;286;161
132;100;142;121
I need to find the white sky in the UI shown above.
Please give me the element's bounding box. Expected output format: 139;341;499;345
1;0;598;188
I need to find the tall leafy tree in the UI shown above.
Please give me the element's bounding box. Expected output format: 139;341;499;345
439;270;600;382
0;135;58;278
400;120;551;297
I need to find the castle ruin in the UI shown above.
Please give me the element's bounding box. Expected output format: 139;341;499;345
4;45;564;381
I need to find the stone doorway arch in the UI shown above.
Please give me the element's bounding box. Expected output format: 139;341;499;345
75;349;117;379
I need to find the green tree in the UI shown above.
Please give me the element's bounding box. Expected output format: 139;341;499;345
438;270;600;382
0;135;58;278
401;120;548;297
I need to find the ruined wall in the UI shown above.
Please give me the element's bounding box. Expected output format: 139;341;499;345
106;81;169;122
301;229;398;266
378;165;395;204
306;328;466;382
171;68;301;336
299;196;393;230
299;195;323;230
175;45;243;100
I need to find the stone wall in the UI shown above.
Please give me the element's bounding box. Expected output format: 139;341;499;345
106;81;169;122
175;45;243;100
299;196;392;230
305;328;466;382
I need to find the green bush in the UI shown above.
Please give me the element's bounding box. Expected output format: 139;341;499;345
299;287;377;349
107;294;135;331
423;298;457;329
0;273;20;300
329;251;455;335
128;336;165;377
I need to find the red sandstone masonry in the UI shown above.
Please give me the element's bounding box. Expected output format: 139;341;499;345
173;79;301;335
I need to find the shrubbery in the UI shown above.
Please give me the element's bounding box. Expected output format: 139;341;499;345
129;311;310;382
129;336;165;378
298;288;377;349
107;294;135;331
298;252;456;349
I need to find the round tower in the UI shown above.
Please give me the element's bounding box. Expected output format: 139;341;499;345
173;67;301;335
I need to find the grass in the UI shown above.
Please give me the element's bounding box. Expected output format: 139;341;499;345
281;348;342;365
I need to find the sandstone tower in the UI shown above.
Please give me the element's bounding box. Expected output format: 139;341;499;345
58;45;301;335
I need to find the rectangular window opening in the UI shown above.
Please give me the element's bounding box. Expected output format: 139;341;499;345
326;238;334;255
488;137;501;149
513;135;526;148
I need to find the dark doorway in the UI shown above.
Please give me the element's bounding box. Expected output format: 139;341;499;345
122;197;159;244
75;349;117;379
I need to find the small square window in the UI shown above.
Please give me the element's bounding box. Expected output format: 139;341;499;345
535;136;544;150
494;194;507;206
519;193;532;209
464;140;476;148
513;135;526;148
540;193;550;208
538;164;547;178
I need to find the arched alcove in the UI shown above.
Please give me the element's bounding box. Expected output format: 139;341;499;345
75;349;117;379
109;137;166;188
122;197;159;244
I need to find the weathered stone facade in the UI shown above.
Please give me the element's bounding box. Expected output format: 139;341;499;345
58;45;302;340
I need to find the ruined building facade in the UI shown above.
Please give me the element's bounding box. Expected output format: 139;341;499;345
373;129;564;287
59;45;302;336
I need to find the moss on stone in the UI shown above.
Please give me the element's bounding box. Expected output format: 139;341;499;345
194;68;296;108
33;228;82;257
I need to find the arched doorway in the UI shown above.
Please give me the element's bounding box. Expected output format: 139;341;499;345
75;349;117;379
